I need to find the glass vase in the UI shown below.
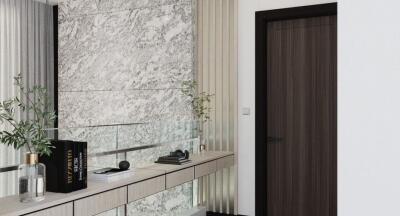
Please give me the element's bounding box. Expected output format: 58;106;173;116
18;153;46;202
193;120;207;153
199;137;207;152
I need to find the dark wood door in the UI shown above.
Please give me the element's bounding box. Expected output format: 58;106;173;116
266;15;337;216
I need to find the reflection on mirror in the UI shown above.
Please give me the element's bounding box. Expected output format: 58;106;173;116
0;0;57;198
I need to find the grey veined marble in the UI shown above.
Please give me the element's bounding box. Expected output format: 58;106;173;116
117;120;198;149
59;0;193;19
59;3;194;91
58;0;198;213
127;182;193;216
58;89;193;128
126;139;199;168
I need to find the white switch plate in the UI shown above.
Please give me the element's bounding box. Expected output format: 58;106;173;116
242;107;251;115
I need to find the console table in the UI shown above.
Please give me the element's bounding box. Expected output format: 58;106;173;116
0;151;234;216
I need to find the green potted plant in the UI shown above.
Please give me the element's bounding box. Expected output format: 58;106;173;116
181;80;213;152
0;75;56;202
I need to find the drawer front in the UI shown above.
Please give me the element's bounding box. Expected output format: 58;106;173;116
217;155;234;170
195;161;217;178
166;167;194;189
128;176;166;202
74;187;127;216
26;203;73;216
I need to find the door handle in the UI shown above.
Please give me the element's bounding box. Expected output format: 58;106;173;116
267;136;283;144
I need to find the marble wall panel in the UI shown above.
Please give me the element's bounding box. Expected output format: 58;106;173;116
127;182;193;216
117;119;197;149
126;139;199;168
58;126;119;171
59;0;192;19
88;154;117;171
58;126;117;153
58;89;192;128
59;3;194;91
59;0;197;213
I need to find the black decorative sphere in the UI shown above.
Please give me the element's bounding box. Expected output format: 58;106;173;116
119;160;130;171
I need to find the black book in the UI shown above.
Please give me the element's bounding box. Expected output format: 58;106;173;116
155;159;191;165
65;141;74;193
75;141;88;190
82;141;87;189
78;143;83;189
73;141;80;191
40;140;74;193
158;156;188;162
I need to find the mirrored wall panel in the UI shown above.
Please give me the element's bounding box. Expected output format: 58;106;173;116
0;0;57;198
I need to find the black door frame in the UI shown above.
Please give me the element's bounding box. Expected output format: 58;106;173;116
255;3;337;215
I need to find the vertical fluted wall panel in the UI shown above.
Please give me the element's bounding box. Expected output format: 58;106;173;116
196;0;237;214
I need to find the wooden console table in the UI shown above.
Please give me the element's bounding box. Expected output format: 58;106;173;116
0;151;234;216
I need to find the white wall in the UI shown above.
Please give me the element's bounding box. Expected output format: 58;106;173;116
338;0;400;216
237;0;335;215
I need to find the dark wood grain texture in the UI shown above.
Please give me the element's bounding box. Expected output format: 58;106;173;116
266;16;337;216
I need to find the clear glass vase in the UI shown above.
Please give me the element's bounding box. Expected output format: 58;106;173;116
199;137;207;152
193;120;207;153
18;153;46;202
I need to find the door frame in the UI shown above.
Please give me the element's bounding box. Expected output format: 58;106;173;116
255;3;337;215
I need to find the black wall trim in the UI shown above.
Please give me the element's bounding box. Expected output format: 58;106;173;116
53;5;59;132
255;3;337;216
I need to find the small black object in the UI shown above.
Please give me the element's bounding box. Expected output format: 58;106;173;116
93;161;130;174
170;149;185;157
119;160;130;171
155;149;191;165
93;168;123;174
184;150;190;159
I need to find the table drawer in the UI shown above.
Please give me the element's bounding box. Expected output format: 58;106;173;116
26;203;73;216
166;167;194;189
128;176;165;202
195;161;217;178
217;155;234;170
74;187;127;216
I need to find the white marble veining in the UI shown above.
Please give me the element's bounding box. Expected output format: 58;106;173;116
59;3;194;91
126;139;199;168
58;0;197;213
58;89;192;128
58;126;117;153
117;120;197;149
59;0;193;19
127;182;193;216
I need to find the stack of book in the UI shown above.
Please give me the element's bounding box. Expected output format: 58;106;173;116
155;155;191;165
40;140;87;193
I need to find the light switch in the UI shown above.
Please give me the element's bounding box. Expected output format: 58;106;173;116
242;107;251;115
